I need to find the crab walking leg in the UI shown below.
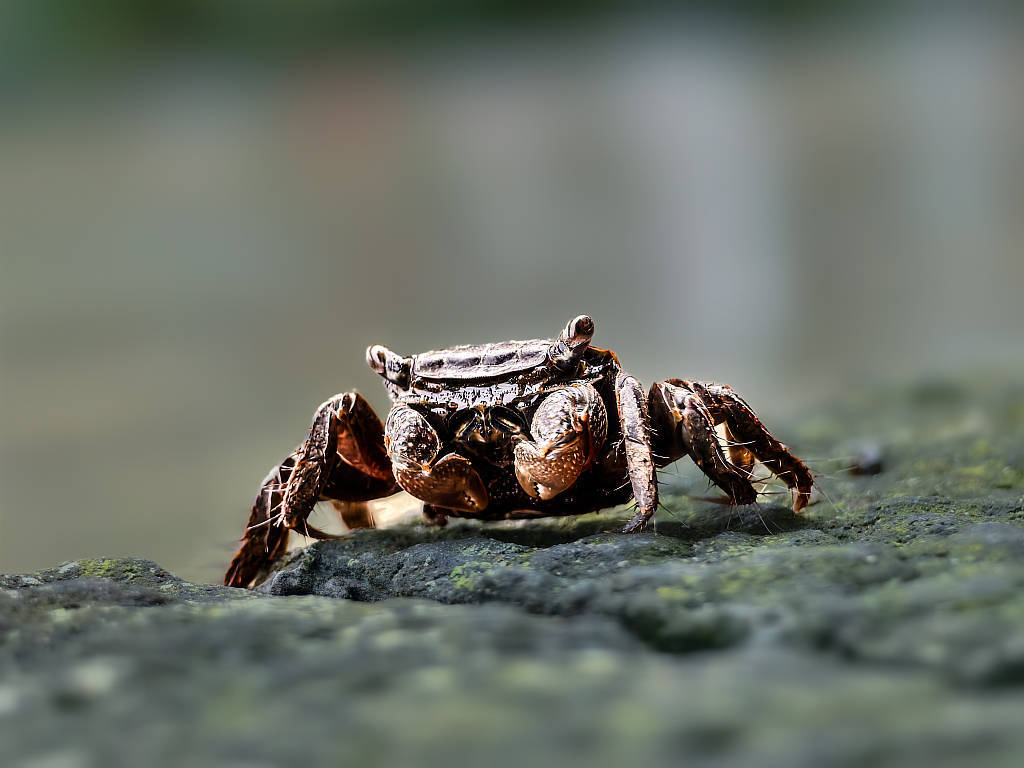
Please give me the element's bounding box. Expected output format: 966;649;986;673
421;504;451;527
723;423;757;478
513;384;608;500
279;391;397;532
385;405;489;513
686;381;814;511
223;451;302;589
224;392;398;588
615;373;660;533
647;380;759;508
328;500;376;530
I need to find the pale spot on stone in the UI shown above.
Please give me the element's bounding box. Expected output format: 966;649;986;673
20;750;87;768
67;660;123;697
0;685;20;716
57;563;82;578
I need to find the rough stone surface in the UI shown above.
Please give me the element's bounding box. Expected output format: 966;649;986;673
2;376;1024;767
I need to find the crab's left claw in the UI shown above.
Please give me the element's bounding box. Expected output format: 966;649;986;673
513;384;608;500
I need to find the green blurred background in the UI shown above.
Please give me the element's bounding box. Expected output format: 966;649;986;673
2;2;1022;584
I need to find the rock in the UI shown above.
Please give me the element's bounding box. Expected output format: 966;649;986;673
3;376;1024;767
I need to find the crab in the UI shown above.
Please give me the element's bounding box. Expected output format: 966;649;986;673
225;315;814;587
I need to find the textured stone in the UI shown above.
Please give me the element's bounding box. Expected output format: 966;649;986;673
2;376;1024;767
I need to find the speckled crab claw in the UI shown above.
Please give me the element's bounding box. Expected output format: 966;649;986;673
513;384;608;500
385;405;489;513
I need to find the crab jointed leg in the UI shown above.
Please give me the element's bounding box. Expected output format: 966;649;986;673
648;381;758;507
647;379;813;512
615;372;660;533
223;452;301;589
224;392;398;588
686;381;814;510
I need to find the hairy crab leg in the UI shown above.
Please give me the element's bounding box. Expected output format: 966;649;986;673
224;392;398;588
513;384;608;501
648;381;759;508
224;452;301;589
685;381;814;511
723;423;758;478
615;372;660;533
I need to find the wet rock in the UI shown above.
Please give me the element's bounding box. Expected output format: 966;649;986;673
3;376;1024;767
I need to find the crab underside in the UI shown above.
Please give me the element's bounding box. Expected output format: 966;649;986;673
225;315;814;588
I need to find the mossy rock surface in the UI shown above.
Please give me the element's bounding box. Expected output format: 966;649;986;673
2;376;1024;767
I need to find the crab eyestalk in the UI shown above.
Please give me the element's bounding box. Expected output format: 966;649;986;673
366;344;411;388
548;314;594;372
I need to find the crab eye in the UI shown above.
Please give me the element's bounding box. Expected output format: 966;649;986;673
366;344;411;388
548;314;594;372
566;314;594;342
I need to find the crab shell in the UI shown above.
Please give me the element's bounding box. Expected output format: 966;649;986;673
365;315;613;410
365;315;629;515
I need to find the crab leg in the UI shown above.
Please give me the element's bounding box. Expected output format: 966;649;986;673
223;451;302;590
224;392;398;588
722;423;757;478
685;381;814;511
615;373;660;533
648;380;759;507
648;379;812;511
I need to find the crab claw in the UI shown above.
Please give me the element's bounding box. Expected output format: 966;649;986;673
393;453;489;513
385;404;489;513
514;384;607;500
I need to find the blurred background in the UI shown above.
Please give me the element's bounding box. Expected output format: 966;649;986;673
1;2;1022;584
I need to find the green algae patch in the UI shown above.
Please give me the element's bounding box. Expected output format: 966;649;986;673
449;561;497;591
655;586;692;601
76;558;164;582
